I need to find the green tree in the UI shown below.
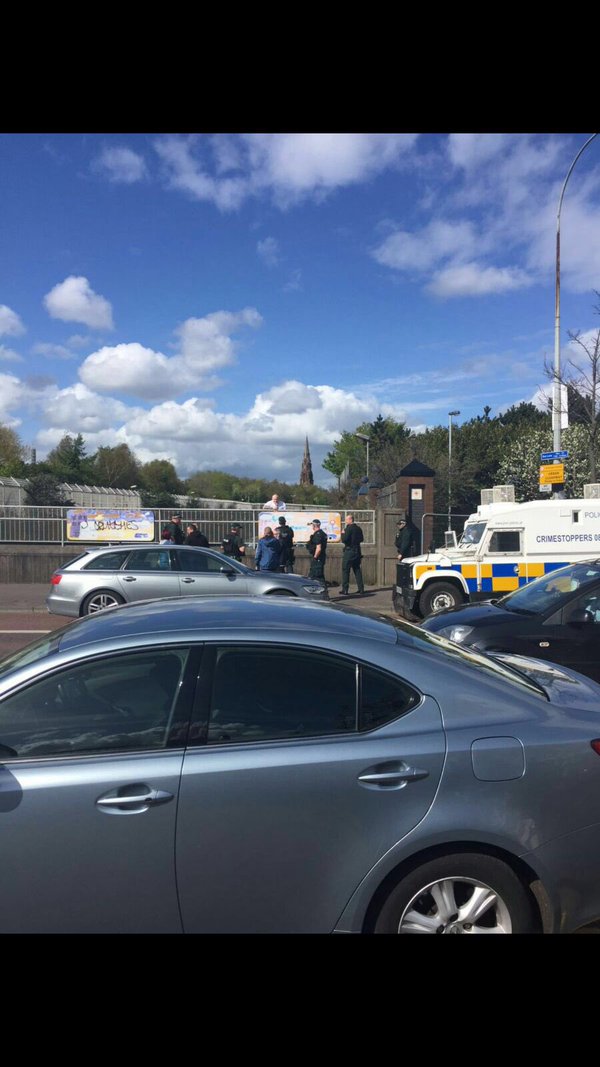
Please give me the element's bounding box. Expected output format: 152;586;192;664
25;473;72;506
139;459;184;508
496;424;596;501
92;444;140;488
0;425;26;476
46;434;94;483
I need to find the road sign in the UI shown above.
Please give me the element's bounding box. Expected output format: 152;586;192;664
539;463;565;485
539;484;552;493
541;451;569;461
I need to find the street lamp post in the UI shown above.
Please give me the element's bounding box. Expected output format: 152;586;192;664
448;410;460;531
553;133;598;453
354;432;370;478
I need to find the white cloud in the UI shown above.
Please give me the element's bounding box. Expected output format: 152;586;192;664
32;342;76;360
0;345;23;363
0;372;25;425
259;381;323;415
447;133;511;171
372;134;600;299
67;334;92;349
257;237;281;267
44;276;114;330
80;342;174;400
79;307;263;400
427;262;534;298
0;305;25;337
283;269;303;292
372;219;479;272
92;146;147;184
28;377;410;481
154;133;419;211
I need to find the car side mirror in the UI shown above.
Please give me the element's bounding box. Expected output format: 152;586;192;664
569;608;594;626
220;566;237;575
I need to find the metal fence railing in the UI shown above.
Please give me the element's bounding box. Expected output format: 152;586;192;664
0;506;376;548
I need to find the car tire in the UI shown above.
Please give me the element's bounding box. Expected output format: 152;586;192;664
419;581;464;616
374;853;537;935
81;590;126;616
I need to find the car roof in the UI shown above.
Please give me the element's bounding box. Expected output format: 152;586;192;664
56;596;400;653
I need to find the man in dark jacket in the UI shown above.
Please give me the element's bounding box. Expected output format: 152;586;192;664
164;514;184;544
185;522;209;547
277;515;295;573
221;523;245;561
306;519;327;586
340;512;364;595
395;517;418;560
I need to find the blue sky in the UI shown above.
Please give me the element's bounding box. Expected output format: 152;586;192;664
1;132;600;485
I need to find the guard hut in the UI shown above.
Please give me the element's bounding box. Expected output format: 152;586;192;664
396;458;436;554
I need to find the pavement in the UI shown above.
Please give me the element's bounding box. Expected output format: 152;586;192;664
0;582;398;617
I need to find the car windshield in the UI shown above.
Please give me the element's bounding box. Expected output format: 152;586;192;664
496;561;600;615
458;521;486;547
0;626;70;681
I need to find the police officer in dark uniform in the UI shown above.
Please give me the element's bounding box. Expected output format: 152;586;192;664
340;512;365;595
306;519;327;586
185;522;209;547
221;523;245;562
277;515;295;573
395;516;418;560
164;514;184;544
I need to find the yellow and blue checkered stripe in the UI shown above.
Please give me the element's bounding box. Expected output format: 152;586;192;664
415;560;569;593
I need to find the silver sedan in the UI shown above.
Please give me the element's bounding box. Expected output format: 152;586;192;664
2;594;600;933
46;543;328;616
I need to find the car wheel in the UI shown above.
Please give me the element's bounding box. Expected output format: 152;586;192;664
419;581;464;616
81;590;125;616
374;853;536;935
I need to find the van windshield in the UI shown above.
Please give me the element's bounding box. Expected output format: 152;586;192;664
458;522;486;547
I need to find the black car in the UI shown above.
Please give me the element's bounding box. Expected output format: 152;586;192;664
421;560;600;682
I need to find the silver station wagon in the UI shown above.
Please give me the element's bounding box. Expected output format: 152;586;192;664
3;595;600;933
46;543;328;616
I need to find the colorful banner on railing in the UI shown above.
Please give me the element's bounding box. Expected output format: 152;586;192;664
258;511;342;543
66;508;155;541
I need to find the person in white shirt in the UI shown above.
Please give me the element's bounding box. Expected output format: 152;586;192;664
263;493;286;511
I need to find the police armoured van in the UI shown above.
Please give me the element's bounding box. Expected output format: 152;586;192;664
393;487;600;618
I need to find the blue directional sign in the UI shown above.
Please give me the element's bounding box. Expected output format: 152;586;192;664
541;451;569;461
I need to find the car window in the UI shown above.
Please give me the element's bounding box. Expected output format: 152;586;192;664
564;592;600;624
0;649;191;759
83;551;130;571
360;665;420;731
204;646;357;744
487;530;521;553
123;549;172;572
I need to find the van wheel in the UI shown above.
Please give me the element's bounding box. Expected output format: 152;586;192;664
419;582;463;617
374;853;536;934
82;590;125;615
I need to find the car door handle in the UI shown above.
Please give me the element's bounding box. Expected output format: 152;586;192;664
358;766;429;788
122;576;137;582
181;577;195;583
96;787;174;812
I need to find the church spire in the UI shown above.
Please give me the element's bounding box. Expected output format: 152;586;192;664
300;436;314;485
